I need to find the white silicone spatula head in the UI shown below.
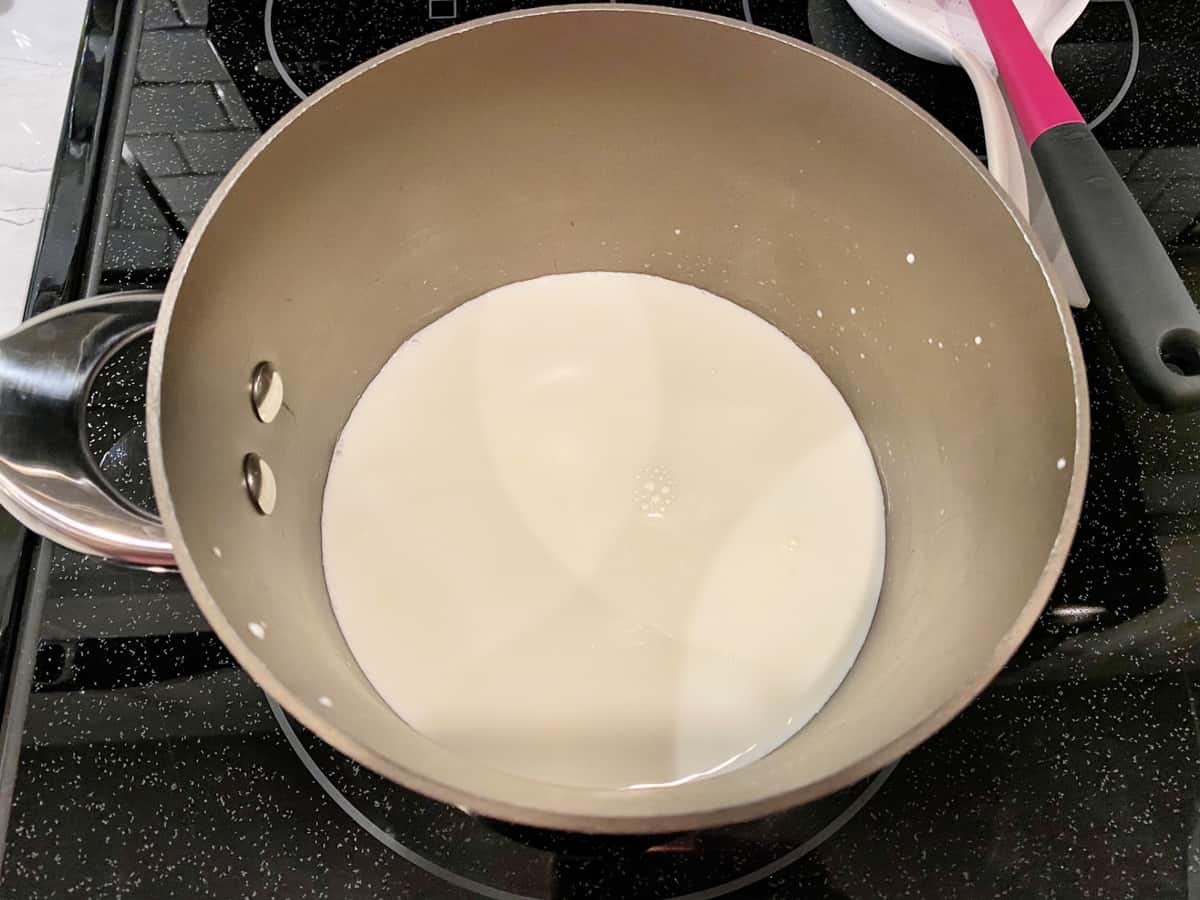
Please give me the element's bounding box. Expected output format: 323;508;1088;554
844;0;1086;69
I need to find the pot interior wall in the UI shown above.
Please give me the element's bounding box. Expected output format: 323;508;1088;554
153;8;1081;830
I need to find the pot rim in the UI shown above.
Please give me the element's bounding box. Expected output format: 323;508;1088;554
146;3;1089;834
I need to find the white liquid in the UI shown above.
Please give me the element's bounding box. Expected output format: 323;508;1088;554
322;272;885;790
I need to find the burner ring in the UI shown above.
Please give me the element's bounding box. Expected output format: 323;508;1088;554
270;696;896;899
264;0;308;100
1086;0;1138;131
266;0;1139;124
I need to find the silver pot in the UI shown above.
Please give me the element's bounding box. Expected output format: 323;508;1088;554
0;6;1086;833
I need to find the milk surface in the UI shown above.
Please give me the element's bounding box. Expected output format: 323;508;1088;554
322;272;885;789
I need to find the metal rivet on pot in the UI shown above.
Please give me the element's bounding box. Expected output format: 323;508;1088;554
244;453;277;515
250;361;284;423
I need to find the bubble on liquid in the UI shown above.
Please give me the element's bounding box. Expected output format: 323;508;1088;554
674;228;682;236
635;466;677;519
906;252;916;264
1056;457;1067;470
816;309;823;318
212;546;222;558
974;335;983;345
850;307;857;315
248;622;267;640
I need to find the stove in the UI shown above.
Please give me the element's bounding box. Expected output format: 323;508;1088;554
0;1;1198;897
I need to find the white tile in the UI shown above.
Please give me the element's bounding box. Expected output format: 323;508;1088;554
0;168;50;326
0;61;69;172
0;0;88;328
1;0;86;66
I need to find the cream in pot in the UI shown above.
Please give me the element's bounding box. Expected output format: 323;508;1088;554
322;272;886;790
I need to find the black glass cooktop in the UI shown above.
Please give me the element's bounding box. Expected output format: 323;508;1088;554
1;1;1199;897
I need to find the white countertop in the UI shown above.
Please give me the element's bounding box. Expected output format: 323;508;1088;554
0;0;88;329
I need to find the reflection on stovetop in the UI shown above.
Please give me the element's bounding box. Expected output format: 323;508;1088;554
4;0;1200;897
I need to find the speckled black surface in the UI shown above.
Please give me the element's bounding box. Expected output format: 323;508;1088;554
2;0;1199;897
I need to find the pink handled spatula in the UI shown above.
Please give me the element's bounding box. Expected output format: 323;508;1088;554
968;0;1200;409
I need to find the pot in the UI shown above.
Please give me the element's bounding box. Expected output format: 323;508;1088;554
0;6;1088;833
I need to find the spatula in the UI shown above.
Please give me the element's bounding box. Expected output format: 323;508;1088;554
844;0;1089;309
966;0;1200;409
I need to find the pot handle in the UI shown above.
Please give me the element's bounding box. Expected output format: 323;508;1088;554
0;292;175;570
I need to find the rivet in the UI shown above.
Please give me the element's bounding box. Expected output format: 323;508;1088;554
250;361;284;423
244;453;277;515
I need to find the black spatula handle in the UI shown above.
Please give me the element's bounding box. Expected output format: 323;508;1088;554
1032;122;1200;410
